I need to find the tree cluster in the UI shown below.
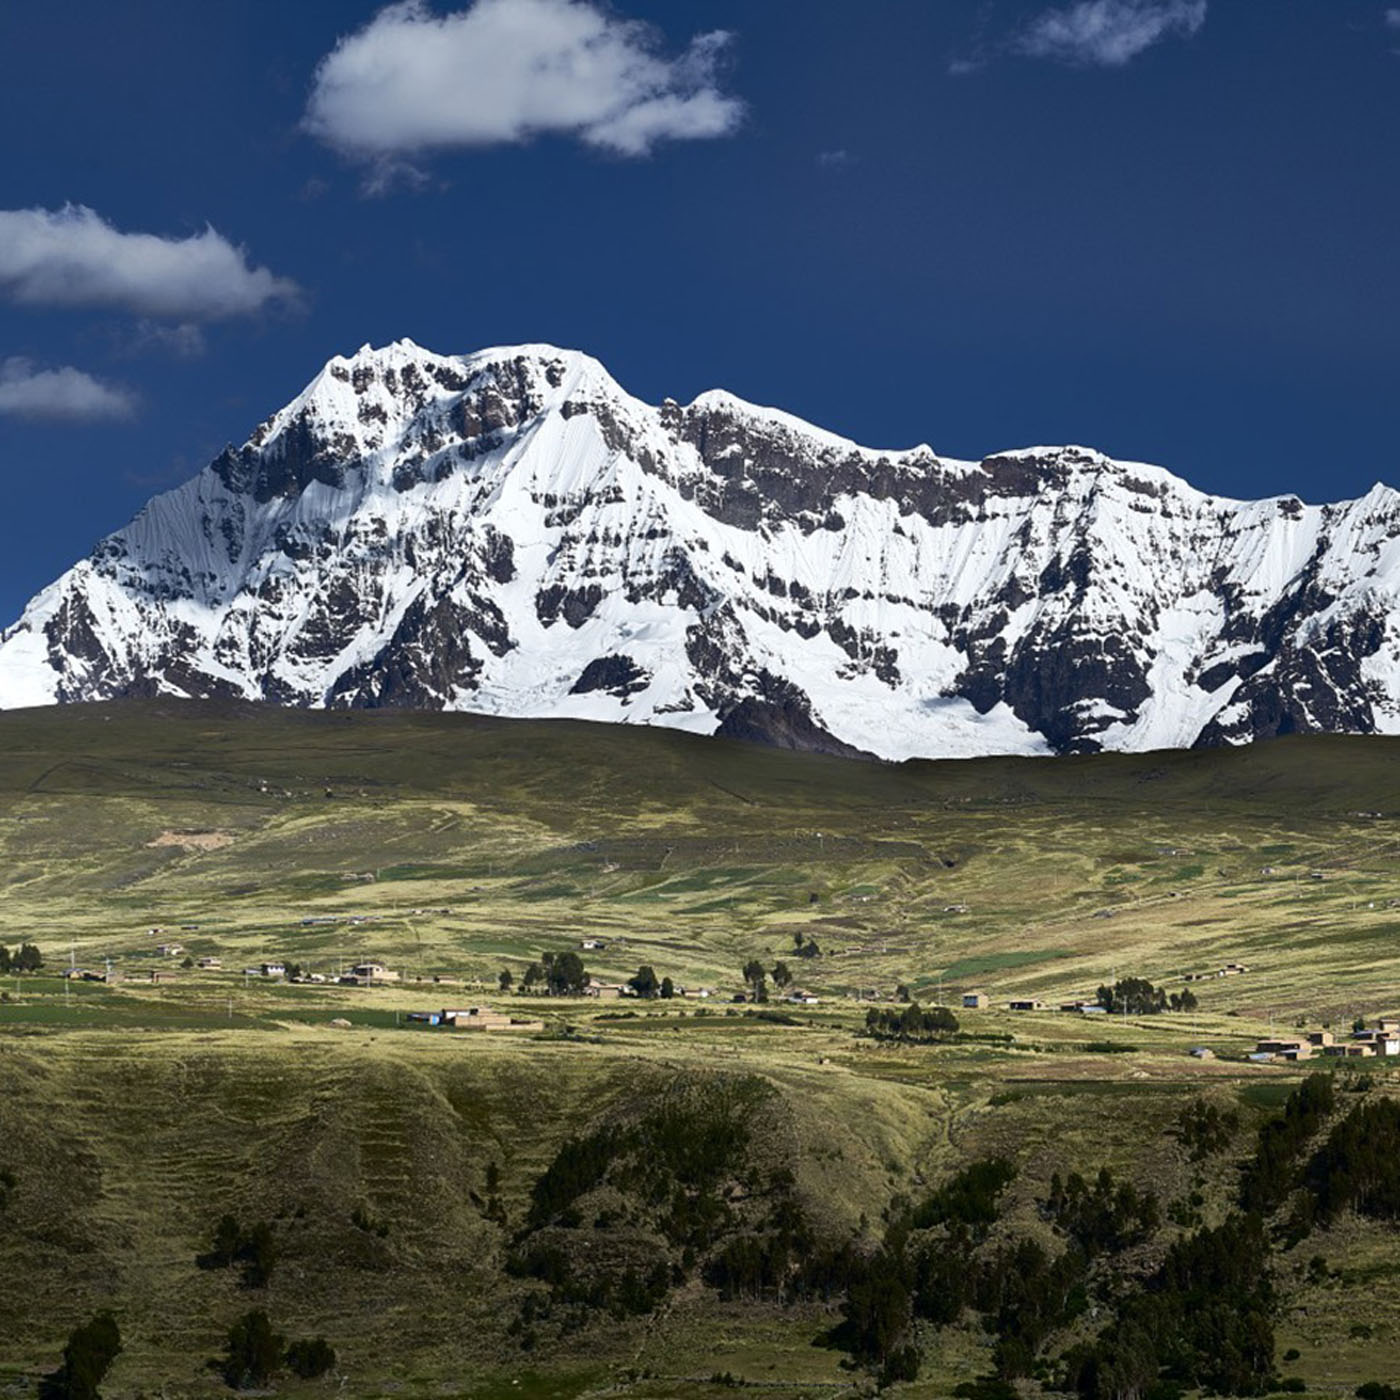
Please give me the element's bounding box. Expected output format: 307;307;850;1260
1044;1167;1160;1258
508;1076;821;1343
199;1214;277;1288
1304;1094;1400;1225
1096;976;1197;1015
1240;1073;1335;1216
523;950;589;996
0;943;43;974
625;965;674;998
220;1309;337;1389
740;959;769;1002
864;1002;959;1042
1171;1096;1241;1161
1063;1212;1275;1399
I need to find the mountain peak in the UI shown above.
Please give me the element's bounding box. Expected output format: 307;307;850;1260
3;339;1400;758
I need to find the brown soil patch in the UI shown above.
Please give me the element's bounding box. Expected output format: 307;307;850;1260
146;830;235;851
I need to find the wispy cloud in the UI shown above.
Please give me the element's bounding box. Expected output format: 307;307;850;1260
126;321;208;359
304;0;744;186
1017;0;1207;67
0;205;300;320
1387;7;1400;27
0;358;135;422
817;149;851;168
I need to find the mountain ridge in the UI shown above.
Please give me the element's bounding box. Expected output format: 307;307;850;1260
3;338;1399;760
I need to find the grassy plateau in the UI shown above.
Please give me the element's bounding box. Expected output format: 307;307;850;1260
3;700;1400;1400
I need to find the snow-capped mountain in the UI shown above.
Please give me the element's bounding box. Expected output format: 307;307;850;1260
3;338;1399;760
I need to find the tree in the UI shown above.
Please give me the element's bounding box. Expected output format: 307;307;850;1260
498;968;514;992
842;1252;912;1361
0;946;9;974
14;943;42;972
221;1309;283;1390
41;1311;122;1400
285;1337;336;1379
742;958;768;1002
660;976;675;1000
629;965;660;998
240;1220;277;1288
522;961;545;991
547;951;589;996
209;1213;242;1267
1097;976;1167;1016
896;984;912;1003
771;961;793;990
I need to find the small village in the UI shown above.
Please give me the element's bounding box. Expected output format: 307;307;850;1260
38;932;1400;1072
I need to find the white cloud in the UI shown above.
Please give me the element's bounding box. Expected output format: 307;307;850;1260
0;205;300;320
1387;7;1400;27
0;358;135;422
1018;0;1207;67
304;0;743;171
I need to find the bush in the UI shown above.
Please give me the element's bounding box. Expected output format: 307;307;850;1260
1356;1384;1400;1400
286;1336;337;1379
953;1380;1019;1400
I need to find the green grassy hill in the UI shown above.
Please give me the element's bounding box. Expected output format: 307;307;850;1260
5;703;1400;1399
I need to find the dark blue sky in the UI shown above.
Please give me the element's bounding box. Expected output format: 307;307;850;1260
0;0;1397;621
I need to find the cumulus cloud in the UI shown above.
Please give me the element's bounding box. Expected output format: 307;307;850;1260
0;358;135;422
0;205;300;320
303;0;743;172
1017;0;1207;67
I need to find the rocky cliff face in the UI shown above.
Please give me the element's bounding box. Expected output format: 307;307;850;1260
3;339;1399;759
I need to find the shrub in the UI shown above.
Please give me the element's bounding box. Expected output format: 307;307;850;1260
1356;1384;1400;1400
286;1336;337;1379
